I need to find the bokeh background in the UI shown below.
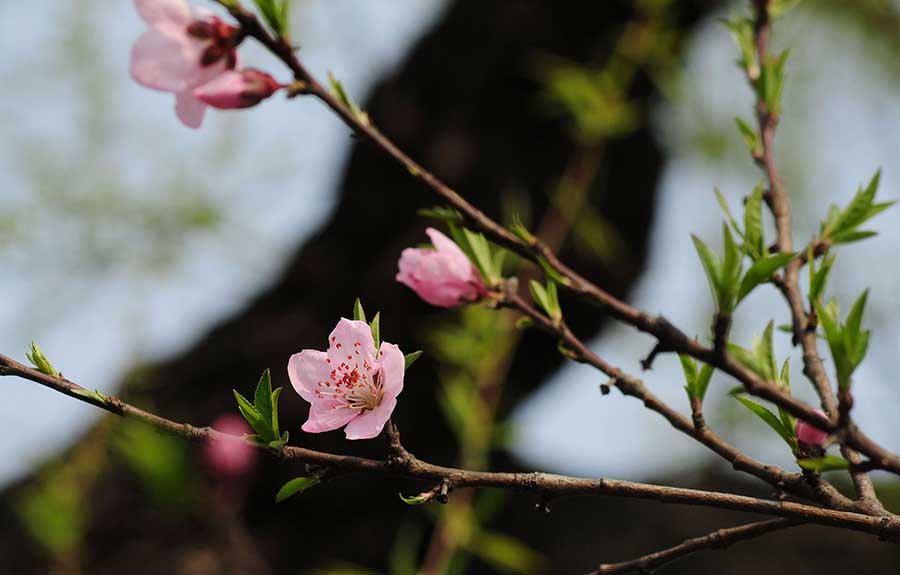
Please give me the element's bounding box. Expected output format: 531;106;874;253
2;0;900;573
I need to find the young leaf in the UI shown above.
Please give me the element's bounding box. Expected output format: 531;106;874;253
720;224;744;309
254;370;274;425
370;312;381;350
276;476;321;503
26;342;60;378
418;206;463;224
743;185;765;259
734;395;795;449
714;188;746;244
734;118;761;158
737;252;795;303
809;253;835;304
822;170;894;245
270;387;283;441
679;353;698;399
721;17;757;78
691;234;722;310
353;298;367;323
233;390;266;436
399;492;431;505
327;73;370;126
797;456;850;473
695;364;715;403
463;228;497;283
404;351;423;371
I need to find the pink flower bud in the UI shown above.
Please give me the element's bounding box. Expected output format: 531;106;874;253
193;69;283;109
396;228;486;308
204;414;256;477
796;409;830;447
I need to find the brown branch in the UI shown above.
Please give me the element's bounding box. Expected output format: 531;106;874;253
750;1;885;502
752;0;837;418
213;1;900;476
3;353;898;540
592;519;799;575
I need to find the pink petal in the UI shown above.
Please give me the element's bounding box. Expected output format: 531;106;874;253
134;0;191;29
288;350;332;404
192;70;248;109
302;405;358;433
131;29;216;92
426;227;474;278
344;394;396;440
378;342;405;398
175;90;207;128
327;318;376;366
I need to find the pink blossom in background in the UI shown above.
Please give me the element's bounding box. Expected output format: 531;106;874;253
194;69;283;109
130;0;239;128
204;414;256;477
396;227;486;307
288;318;404;440
796;409;830;447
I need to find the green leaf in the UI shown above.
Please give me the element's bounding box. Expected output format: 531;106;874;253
404;351;423;371
797;456;850;473
695;364;714;403
734;395;795;449
370;312;381;350
845;289;869;341
398;492;431;505
26;342;60;378
721;17;757;78
737;252;795;303
809;253;835;303
720;224;743;309
233;390;267;438
327;73;370;126
353;298;367;323
253;0;290;37
678;353;698;395
270;387;283;441
743;185;765;258
529;280;561;321
254;370;274;424
72;388;109;405
276;476;321;503
758;49;789;116
536;255;571;287
691;234;722;310
418;206;463;224
714;188;746;244
822;170;894;245
734;118;761;158
463;228;497;283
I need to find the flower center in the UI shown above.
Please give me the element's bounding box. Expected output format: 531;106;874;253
186;17;239;69
344;368;384;411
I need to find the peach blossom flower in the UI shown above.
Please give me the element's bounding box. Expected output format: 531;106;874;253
130;0;239;128
288;318;404;440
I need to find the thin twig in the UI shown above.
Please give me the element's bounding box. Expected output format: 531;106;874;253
592;519;800;574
